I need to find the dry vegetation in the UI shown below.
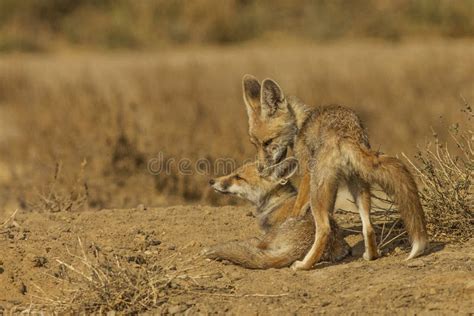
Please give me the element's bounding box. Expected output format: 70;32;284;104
33;238;220;314
0;0;473;52
0;40;472;213
404;102;473;242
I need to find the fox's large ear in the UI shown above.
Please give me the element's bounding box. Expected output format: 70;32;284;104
266;157;298;183
242;74;261;118
261;78;286;117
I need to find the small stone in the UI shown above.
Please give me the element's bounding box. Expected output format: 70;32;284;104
168;245;176;251
465;280;474;291
19;283;27;295
32;256;48;268
246;211;254;217
168;265;177;271
147;239;162;247
188;300;198;307
229;271;242;281
104;246;114;252
0;266;4;274
210;272;223;280
168;304;188;314
134;234;146;243
127;255;146;265
429;288;437;295
407;259;425;268
136;204;146;212
421;256;435;263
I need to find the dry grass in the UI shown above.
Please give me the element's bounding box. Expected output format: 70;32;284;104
404;102;473;242
1;0;472;52
28;160;88;213
0;41;472;211
31;238;225;314
29;238;288;314
338;191;409;253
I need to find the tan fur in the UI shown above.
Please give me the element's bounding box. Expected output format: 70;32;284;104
242;75;428;270
204;161;350;269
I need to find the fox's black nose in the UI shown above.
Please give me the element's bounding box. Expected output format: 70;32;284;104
209;179;215;185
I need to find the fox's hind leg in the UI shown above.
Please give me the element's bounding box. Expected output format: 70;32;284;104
348;178;379;260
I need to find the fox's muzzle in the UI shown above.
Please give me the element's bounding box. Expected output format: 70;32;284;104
210;178;231;194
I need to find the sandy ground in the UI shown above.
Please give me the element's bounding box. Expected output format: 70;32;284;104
0;204;473;315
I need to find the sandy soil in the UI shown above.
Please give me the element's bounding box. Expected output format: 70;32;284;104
0;204;472;315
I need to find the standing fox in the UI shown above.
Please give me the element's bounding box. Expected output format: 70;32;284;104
203;158;350;269
242;75;428;270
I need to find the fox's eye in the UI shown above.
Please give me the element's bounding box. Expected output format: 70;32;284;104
263;138;273;147
235;175;244;181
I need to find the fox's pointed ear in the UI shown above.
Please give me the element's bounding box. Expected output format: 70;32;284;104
266;157;298;182
261;78;286;117
242;74;261;118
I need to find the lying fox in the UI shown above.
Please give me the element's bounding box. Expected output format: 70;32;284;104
203;158;350;269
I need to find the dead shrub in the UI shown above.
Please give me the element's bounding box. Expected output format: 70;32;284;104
33;238;229;314
403;102;473;242
28;160;88;212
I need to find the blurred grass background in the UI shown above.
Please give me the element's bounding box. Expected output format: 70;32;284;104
0;0;472;211
0;0;473;52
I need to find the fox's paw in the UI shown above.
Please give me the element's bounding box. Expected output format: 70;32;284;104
363;249;380;261
291;260;312;271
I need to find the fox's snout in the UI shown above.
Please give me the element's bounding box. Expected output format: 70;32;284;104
209;177;231;194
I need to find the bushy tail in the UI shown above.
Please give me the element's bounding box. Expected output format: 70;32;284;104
202;238;295;269
345;143;429;259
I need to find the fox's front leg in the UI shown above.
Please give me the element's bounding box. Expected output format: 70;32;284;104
292;167;339;271
291;173;311;218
